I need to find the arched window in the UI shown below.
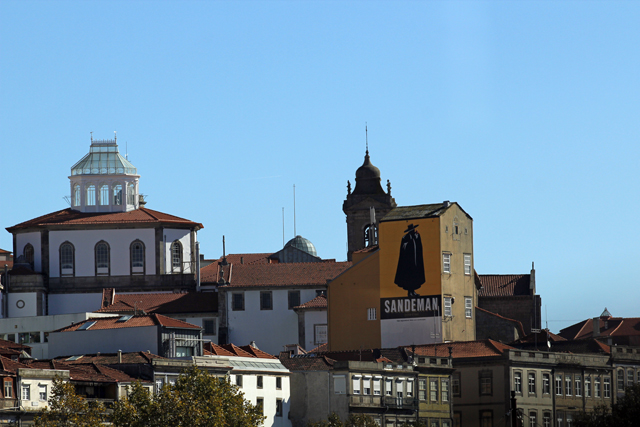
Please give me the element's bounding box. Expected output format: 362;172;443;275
60;242;75;276
113;184;123;205
171;241;182;273
99;185;109;206
363;224;378;247
86;185;96;206
131;240;145;274
95;241;110;275
23;244;34;269
73;185;81;206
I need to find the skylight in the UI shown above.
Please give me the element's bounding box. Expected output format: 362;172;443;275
117;315;133;323
78;321;96;331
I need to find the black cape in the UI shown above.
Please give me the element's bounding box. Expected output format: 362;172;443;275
394;229;425;291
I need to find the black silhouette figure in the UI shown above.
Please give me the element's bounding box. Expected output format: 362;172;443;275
394;224;425;297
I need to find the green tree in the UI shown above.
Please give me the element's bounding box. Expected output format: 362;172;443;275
575;383;640;427
35;378;108;427
112;366;264;427
307;412;378;427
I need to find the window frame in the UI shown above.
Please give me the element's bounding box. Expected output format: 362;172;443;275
528;372;536;394
429;377;438;402
260;291;273;310
113;184;123;205
171;241;183;273
23;244;34;269
452;372;461;397
464;297;472;318
543;373;550;394
21;383;30;401
94;241;110;276
444;297;452;317
232;293;245;311
442;253;451;274
203;318;216;336
3;379;12;398
604;376;611;398
514;371;522;394
441;378;449;402
565;374;572;396
288;290;300;309
73;184;81;206
59;241;75;277
256;375;263;389
130;240;145;275
39;384;47;401
99;184;109;206
479;370;493;396
555;374;563;396
275;398;283;417
585;375;591;398
575;375;582;397
463;253;471;275
86;184;96;206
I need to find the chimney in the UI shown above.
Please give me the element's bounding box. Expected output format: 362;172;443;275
249;340;258;349
593;318;600;337
118;349;122;363
529;262;536;294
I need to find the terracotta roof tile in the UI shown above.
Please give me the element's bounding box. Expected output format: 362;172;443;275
0;249;11;254
559;317;640;340
7;207;203;232
308;343;328;353
512;329;566;345
295;295;327;310
98;292;217;314
202;342;276;359
209;261;351;288
24;359;148;383
279;353;335;371
478;274;532;297
54;351;163;365
409;340;514;359
0;356;28;374
56;313;200;332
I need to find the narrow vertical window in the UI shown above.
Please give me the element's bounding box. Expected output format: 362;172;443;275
604;377;611;398
363;376;371;395
23;244;34;269
528;373;536;394
39;385;47;401
565;374;572;396
444;297;452;317
585;376;591;397
288;290;300;309
21;384;30;400
465;297;472;318
131;241;145;272
575;375;582;397
86;185;96;206
260;291;272;310
463;254;471;275
4;379;13;398
429;378;438;401
171;241;182;272
73;184;81;206
113;184;123;205
443;253;451;273
100;185;109;205
555;375;563;395
127;182;135;205
543;373;550;394
60;242;75;276
514;372;522;393
352;376;361;395
441;378;449;402
595;376;601;398
95;241;110;275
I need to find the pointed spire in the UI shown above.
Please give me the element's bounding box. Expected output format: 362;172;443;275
365;123;369;156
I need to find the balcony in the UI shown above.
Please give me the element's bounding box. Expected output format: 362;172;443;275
349;395;417;410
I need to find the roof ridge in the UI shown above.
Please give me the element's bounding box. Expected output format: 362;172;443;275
139;207;159;221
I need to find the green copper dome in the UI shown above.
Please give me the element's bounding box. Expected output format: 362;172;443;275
284;235;318;257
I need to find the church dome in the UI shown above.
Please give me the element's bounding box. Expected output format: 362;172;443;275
284;235;318;257
353;150;385;195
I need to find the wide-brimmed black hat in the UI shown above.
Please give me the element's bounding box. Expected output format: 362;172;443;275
404;223;419;233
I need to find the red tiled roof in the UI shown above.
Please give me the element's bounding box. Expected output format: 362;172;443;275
478;274;532;297
279;353;335;371
309;343;328;353
512;329;566;345
476;306;526;337
23;359;147;383
295;295;327;310
353;246;379;254
7;207;203;232
0;249;11;254
409;340;515;359
98;292;217;314
207;262;351;288
54;351;163;365
0;356;28;374
56;313;200;332
203;342;276;359
558;317;640;340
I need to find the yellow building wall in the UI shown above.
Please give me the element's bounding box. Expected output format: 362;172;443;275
327;251;381;351
439;204;476;342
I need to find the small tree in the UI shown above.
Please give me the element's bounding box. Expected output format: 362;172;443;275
307;413;378;427
574;383;640;427
35;378;108;427
112;366;264;427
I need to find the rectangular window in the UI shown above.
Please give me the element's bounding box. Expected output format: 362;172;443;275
429;378;438;402
480;411;492;427
39;384;47;401
257;376;263;389
441;378;449;402
529;412;537;427
21;384;30;401
406;380;414;397
464;254;471;275
464;297;472;318
288;291;300;309
276;377;282;390
444;297;452;317
514;372;522;393
232;293;244;311
260;291;272;310
385;378;392;396
256;398;263;414
3;380;12;398
555;375;563;396
275;399;283;417
543;412;551;427
480;371;492;396
334;375;346;394
203;319;216;335
367;308;377;320
418;379;426;400
373;377;381;396
452;373;460;397
543;373;550;394
604;377;611;398
352;376;361;395
575;375;582;397
314;324;328;345
443;253;451;274
585;376;591;398
565;374;572;396
363;377;371;395
618;370;625;390
453;413;461;427
628;369;634;385
595;377;601;398
100;185;109;205
528;372;536;394
236;375;243;387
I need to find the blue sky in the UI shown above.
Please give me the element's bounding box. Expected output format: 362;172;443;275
1;1;638;332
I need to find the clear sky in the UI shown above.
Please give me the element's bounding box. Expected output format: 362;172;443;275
1;1;638;333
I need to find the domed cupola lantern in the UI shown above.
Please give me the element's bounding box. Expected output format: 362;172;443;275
69;133;141;213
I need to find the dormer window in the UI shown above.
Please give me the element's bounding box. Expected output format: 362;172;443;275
86;185;96;206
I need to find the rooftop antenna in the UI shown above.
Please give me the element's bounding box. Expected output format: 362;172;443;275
114;131;117;143
282;207;285;247
365;123;368;155
293;184;296;237
90;131;93;142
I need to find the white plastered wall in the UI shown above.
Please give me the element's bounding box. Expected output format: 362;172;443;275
7;293;39;318
48;325;158;358
48;293;104;315
303;310;327;351
15;232;42;272
163;229;192;274
49;229;156;277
